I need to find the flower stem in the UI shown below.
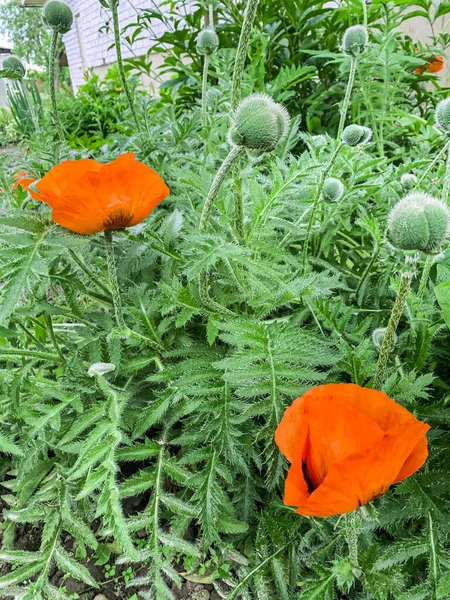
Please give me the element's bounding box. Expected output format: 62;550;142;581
362;0;368;29
337;56;357;141
345;511;359;569
299;142;344;272
208;3;214;27
231;0;260;111
49;30;64;140
233;164;245;244
199;145;245;231
442;145;450;204
417;255;434;299
201;55;210;128
111;0;139;130
104;230;126;331
373;256;418;390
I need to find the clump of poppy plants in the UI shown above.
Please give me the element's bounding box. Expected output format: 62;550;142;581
2;0;450;598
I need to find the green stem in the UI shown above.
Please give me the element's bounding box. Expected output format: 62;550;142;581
201;55;210;128
345;511;359;569
355;238;379;299
231;0;261;110
111;0;140;129
199;145;245;231
415;140;450;190
44;315;66;363
198;271;234;315
104;230;126;331
49;30;64;140
0;348;60;362
299;143;344;271
69;249;112;296
417;255;434;299
373;257;417;390
233;163;245;244
362;0;368;29
337;56;357;140
208;3;214;27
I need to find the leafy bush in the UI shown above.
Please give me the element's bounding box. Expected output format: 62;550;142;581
1;0;450;599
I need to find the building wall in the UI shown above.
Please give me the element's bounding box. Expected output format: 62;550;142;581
63;0;172;91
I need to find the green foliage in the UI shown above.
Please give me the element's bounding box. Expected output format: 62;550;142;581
2;0;450;598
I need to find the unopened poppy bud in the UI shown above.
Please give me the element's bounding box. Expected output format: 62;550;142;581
435;97;450;133
196;27;219;56
230;93;291;153
400;173;417;190
343;25;368;56
372;328;397;350
323;178;345;202
342;124;372;146
43;0;73;34
1;56;26;79
388;192;450;253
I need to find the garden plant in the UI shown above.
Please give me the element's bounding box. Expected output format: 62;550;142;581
2;0;450;599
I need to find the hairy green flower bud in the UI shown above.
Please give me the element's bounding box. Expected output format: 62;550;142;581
388;192;450;253
323;178;345;202
435;98;450;133
229;93;291;153
342;124;372;146
43;0;73;34
343;25;368;56
196;27;219;56
400;173;417;190
1;56;26;80
372;328;397;350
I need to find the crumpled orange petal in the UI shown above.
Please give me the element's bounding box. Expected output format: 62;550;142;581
11;171;41;200
33;153;170;235
276;383;430;517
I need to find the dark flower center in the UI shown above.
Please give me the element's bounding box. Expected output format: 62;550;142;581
103;208;134;230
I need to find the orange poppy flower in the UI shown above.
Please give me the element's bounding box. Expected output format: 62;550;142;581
275;383;430;517
415;55;444;75
33;153;170;235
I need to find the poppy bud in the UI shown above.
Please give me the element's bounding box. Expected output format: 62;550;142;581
323;177;345;202
43;0;73;34
372;328;397;350
229;93;291;153
435;97;450;134
400;173;417;190
388;192;450;253
1;56;26;79
196;27;219;56
343;25;368;56
342;124;372;146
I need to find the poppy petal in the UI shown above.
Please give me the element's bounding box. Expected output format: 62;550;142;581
34;159;101;206
284;461;310;507
275;395;307;463
293;420;429;517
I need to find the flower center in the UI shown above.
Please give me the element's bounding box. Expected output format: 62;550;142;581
103;208;134;230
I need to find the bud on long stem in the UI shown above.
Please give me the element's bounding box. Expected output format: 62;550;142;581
337;56;357;140
373;256;418;390
231;0;260;110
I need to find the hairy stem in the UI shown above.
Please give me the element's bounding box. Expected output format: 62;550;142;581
442;144;450;203
231;0;261;110
198;271;234;315
49;30;64;140
208;3;214;27
373;257;417;390
111;0;139;129
199;145;245;231
415;140;450;190
345;511;359;569
337;56;357;140
201;55;210;128
417;255;434;299
104;230;126;331
362;0;368;29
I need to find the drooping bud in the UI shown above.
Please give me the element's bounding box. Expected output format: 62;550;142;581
435;98;450;134
372;328;397;350
400;173;417;190
0;56;26;80
230;93;290;153
388;192;450;253
323;178;345;202
43;0;73;34
343;25;368;57
342;124;372;146
196;27;219;56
